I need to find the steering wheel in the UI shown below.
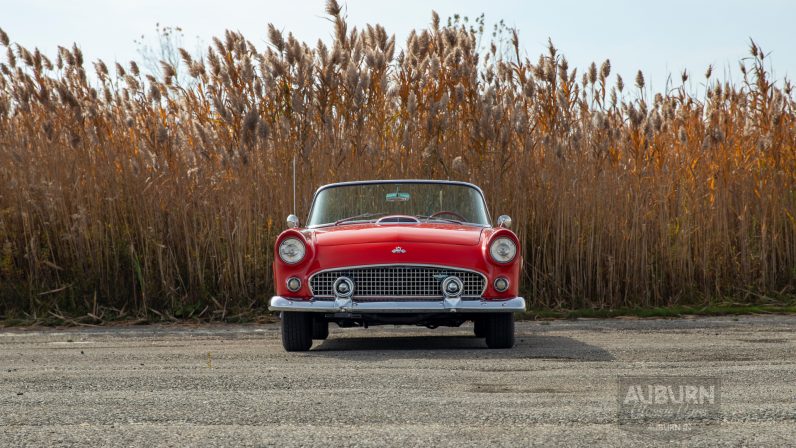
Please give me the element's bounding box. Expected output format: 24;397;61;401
429;210;466;221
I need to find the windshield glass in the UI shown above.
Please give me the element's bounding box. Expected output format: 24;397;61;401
307;182;490;227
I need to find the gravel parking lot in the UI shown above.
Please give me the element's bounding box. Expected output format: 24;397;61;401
1;316;794;447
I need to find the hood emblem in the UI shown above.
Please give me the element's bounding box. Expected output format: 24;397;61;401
391;246;406;254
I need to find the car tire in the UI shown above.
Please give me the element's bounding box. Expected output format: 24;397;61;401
312;318;329;340
485;313;515;349
281;312;313;352
473;319;487;338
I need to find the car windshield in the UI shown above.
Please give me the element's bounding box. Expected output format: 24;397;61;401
307;182;490;227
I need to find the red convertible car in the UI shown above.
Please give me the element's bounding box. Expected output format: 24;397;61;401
269;180;525;351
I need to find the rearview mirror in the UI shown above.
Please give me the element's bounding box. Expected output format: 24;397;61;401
287;214;299;228
386;192;411;202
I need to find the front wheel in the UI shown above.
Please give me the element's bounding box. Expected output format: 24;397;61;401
312;318;329;340
485;313;515;349
473;319;487;338
281;312;313;352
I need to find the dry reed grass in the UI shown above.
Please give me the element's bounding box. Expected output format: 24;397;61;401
0;2;794;319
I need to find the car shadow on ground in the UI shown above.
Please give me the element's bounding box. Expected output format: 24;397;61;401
311;334;614;361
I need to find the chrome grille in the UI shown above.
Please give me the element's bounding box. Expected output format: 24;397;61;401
309;265;485;300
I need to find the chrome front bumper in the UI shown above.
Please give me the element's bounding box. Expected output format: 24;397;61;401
268;296;526;313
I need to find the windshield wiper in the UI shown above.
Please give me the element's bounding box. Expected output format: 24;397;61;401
415;214;463;224
334;212;387;226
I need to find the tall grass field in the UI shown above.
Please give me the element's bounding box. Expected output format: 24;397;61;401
0;2;794;321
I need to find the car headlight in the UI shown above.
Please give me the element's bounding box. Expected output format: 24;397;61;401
278;237;306;264
489;237;517;263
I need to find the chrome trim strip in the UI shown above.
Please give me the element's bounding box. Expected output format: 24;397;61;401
269;296;526;313
307;264;488;298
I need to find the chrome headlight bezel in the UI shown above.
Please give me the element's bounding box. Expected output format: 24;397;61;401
489;237;517;264
278;237;306;265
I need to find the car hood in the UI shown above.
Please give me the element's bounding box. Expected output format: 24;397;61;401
312;223;485;247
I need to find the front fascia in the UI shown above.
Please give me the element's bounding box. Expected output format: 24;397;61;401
273;230;521;299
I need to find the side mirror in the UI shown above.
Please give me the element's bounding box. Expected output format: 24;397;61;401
497;215;512;229
286;214;300;228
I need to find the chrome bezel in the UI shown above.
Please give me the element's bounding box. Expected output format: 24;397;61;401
332;276;355;298
441;276;464;299
286;277;302;292
489;237;517;264
278;237;306;265
308;264;487;299
493;276;510;292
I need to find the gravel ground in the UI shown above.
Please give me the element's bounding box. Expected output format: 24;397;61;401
0;315;794;447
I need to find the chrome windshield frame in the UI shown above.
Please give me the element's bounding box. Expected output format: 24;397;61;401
305;180;493;229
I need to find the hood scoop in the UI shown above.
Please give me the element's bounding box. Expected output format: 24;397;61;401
376;215;420;224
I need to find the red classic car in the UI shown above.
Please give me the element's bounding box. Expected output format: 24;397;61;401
269;180;525;351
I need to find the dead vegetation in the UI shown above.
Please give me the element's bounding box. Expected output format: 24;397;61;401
0;2;794;319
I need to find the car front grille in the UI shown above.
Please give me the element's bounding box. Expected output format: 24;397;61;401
309;265;486;300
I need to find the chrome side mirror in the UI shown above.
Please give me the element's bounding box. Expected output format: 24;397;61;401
286;214;299;228
497;215;512;229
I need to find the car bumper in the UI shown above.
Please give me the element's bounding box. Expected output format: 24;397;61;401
268;296;526;313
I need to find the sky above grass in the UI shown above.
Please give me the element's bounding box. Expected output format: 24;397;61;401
4;0;794;91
